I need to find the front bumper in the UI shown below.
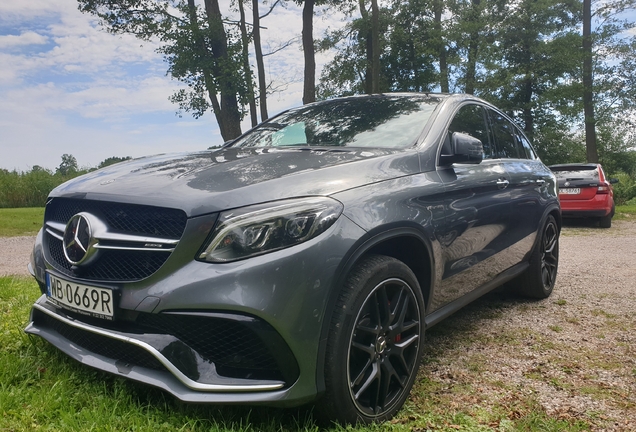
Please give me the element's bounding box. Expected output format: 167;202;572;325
26;214;366;406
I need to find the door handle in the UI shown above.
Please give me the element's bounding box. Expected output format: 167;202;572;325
496;179;509;189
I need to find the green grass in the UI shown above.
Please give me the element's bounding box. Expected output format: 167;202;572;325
614;204;636;220
0;207;44;237
0;278;615;431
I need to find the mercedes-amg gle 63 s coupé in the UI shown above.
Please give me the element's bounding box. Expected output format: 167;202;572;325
26;93;561;424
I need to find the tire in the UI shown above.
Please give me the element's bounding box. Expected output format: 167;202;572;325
599;214;612;228
515;215;559;298
316;255;425;424
600;205;614;228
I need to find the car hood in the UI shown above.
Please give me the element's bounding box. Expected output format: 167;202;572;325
50;147;420;216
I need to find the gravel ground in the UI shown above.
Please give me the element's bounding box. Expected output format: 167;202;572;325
416;219;636;431
2;221;635;430
0;235;35;277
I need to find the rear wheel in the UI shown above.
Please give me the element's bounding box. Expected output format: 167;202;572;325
599;205;614;228
515;215;559;299
317;255;425;424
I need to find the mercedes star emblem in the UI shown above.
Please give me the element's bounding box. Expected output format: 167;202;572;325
62;213;99;266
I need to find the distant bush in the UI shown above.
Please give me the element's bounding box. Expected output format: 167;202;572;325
611;172;636;206
0;168;84;208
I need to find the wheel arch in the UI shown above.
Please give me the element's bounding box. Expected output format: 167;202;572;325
314;223;435;395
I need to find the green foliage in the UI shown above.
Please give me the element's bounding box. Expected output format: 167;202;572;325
0;169;76;208
78;0;246;139
612;172;636;205
97;156;132;169
56;153;78;176
0;153;129;208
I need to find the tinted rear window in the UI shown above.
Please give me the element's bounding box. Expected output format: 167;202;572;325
551;167;599;181
229;96;441;149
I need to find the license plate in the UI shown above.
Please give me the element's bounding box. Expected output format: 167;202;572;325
560;188;580;195
46;273;114;319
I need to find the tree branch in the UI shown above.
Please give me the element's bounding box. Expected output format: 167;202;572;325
263;37;300;57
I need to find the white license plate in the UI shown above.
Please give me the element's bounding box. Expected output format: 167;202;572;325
560;188;580;195
46;273;114;319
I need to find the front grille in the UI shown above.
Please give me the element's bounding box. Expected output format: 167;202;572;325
44;198;187;282
48;235;170;281
47;198;187;238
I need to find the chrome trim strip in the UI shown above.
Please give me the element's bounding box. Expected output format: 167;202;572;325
46;227;63;241
93;245;174;252
45;220;179;249
33;302;284;392
46;220;66;233
95;232;179;245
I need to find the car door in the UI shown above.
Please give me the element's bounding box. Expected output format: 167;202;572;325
487;109;554;255
431;103;513;311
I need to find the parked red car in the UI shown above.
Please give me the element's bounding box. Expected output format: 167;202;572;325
549;163;617;228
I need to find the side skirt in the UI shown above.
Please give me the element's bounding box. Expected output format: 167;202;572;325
424;262;529;329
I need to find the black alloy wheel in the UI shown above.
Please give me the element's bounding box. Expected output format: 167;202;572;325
347;278;422;416
515;214;560;299
318;255;425;424
540;219;559;290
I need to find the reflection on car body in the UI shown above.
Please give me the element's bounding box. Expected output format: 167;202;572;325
26;93;560;424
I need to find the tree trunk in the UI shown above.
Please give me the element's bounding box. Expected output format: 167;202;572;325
186;0;226;138
203;0;242;140
370;0;380;93
238;0;258;127
434;0;449;93
465;0;481;95
359;0;373;94
523;76;534;139
583;0;599;163
252;0;269;121
302;0;316;104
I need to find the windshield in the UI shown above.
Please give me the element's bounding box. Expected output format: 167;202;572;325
229;95;441;149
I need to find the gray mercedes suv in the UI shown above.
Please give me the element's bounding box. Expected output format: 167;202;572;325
26;93;560;423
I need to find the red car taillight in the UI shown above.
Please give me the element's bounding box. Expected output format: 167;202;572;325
597;184;610;194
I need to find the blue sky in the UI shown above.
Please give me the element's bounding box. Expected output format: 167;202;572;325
1;2;634;172
0;0;341;171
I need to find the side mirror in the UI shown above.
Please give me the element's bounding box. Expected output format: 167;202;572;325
440;132;483;165
609;178;619;184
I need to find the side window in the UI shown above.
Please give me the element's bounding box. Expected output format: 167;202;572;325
488;110;521;158
446;104;493;159
515;129;537;160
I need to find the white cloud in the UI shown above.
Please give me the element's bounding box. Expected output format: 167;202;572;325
0;31;48;48
0;0;350;171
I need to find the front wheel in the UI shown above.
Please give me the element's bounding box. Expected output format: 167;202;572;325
515;215;559;298
316;255;425;424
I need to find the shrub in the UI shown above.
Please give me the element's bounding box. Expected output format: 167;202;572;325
612;172;636;205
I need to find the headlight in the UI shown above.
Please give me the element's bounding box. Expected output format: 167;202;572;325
197;197;344;262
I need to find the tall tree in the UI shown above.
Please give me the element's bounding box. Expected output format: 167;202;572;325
302;0;317;103
581;0;636;162
433;0;449;92
252;0;269;120
358;0;382;93
478;0;581;141
78;0;244;140
57;154;78;176
583;0;598;162
238;0;258;127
